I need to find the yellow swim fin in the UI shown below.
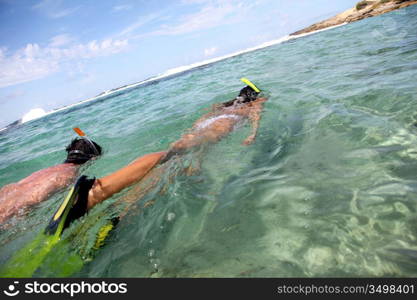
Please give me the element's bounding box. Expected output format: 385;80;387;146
45;175;95;236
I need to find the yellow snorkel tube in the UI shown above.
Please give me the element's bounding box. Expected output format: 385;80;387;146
240;78;261;93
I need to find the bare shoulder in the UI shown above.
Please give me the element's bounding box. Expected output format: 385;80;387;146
54;163;78;179
47;163;78;173
254;97;268;105
248;98;268;111
19;163;78;185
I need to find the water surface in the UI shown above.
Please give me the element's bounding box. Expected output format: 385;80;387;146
1;5;417;277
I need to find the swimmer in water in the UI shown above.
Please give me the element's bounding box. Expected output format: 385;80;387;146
166;80;267;160
0;137;102;224
44;150;167;235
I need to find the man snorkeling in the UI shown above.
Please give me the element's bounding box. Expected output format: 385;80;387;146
0;136;102;224
45;151;167;235
165;78;267;160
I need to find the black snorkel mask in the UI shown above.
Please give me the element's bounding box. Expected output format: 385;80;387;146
236;87;259;103
67;149;97;161
222;78;262;108
66;127;100;163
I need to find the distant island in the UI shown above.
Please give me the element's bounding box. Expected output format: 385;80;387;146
290;0;417;36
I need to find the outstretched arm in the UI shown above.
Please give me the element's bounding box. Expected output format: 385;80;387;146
242;98;267;145
87;151;167;209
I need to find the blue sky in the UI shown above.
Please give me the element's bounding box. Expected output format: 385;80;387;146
0;0;358;126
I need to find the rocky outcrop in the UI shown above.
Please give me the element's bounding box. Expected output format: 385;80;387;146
290;0;417;36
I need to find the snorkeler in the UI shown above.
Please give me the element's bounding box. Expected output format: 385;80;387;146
45;151;167;235
0;134;102;224
166;78;267;159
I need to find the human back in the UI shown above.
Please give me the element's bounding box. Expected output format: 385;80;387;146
169;82;267;153
0;163;78;223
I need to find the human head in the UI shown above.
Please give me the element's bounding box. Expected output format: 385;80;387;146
222;85;260;107
237;86;259;103
64;138;102;164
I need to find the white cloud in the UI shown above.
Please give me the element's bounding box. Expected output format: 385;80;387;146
204;46;218;57
33;0;80;19
118;1;259;39
0;38;129;88
49;34;74;47
49;6;80;18
155;4;233;35
118;13;161;37
113;4;133;12
0;44;59;88
181;0;211;4
152;1;252;36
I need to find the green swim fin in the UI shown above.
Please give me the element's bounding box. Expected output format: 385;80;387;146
0;176;95;277
93;217;119;250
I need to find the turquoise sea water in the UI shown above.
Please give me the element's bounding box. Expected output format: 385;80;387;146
1;5;417;277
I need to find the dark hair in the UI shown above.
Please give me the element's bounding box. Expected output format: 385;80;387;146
64;138;102;164
222;86;259;107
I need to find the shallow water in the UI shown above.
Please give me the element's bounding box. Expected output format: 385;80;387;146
1;5;417;277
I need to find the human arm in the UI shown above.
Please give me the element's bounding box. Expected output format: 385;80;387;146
87;151;167;209
242;98;267;145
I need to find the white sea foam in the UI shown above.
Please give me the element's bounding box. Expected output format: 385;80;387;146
21;108;47;123
12;22;347;126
